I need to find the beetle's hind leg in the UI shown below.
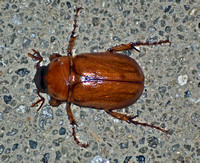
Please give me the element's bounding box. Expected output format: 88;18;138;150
106;40;171;53
66;102;89;148
67;7;83;56
105;109;169;133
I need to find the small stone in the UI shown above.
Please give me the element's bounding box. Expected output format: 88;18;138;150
6;128;18;136
136;155;145;163
148;26;156;32
15;104;27;115
1;155;10;162
119;140;129;149
165;26;171;33
29;140;37;149
139;138;145;144
91;8;99;15
22;37;31;48
184;144;191;151
188;7;199;16
21;57;28;64
59;127;66;135
139;147;148;153
3;95;12;104
55;109;63;116
148;137;159;148
51;125;58;133
12;143;19;151
0;145;5;154
140;22;146;30
197;63;200;70
11;15;22;25
0;112;4;122
161;20;166;27
178;75;188;86
184;90;192;98
172;144;180;152
52;138;65;147
50;36;56;43
17;154;23;161
66;2;71;8
92;17;100;26
5;148;11;154
41;153;50;163
124;156;132;163
123;10;130;17
91;155;109;163
158;86;166;98
15;68;30;77
29;2;36;8
113;36;121;42
184;5;190;11
191;110;200;126
3;106;12;114
164;5;171;13
55;151;62;160
84;151;92;158
197;148;200;156
40;105;53;119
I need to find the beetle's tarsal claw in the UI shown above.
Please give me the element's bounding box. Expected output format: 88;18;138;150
72;125;89;148
71;121;79;127
130;42;140;52
128;114;139;122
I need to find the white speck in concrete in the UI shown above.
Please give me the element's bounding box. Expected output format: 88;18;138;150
178;75;188;86
91;155;110;163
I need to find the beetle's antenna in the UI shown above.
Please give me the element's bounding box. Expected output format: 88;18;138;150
28;49;43;70
67;7;83;56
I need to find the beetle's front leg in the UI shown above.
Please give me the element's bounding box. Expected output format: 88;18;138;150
66;102;89;148
31;89;45;112
49;53;61;61
106;40;171;53
105;109;169;133
28;49;43;70
67;7;83;56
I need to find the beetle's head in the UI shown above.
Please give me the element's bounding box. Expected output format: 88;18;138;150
34;66;48;93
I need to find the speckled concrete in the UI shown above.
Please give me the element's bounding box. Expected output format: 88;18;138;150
0;1;199;163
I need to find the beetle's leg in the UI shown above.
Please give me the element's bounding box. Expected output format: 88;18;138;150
106;40;171;53
67;7;83;56
31;89;45;111
66;102;89;148
49;53;62;61
49;97;62;107
105;109;169;134
28;49;43;70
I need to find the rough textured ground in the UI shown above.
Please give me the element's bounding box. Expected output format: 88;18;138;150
0;0;199;163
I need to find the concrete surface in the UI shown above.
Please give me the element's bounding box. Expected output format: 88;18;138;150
0;0;199;162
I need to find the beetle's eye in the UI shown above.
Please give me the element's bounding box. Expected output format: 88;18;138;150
34;66;48;93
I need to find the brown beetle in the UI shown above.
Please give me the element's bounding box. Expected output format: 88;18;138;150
28;7;170;148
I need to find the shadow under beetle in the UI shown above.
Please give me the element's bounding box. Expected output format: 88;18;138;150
28;7;170;148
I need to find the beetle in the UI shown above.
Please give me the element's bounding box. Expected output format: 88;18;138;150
28;7;171;148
